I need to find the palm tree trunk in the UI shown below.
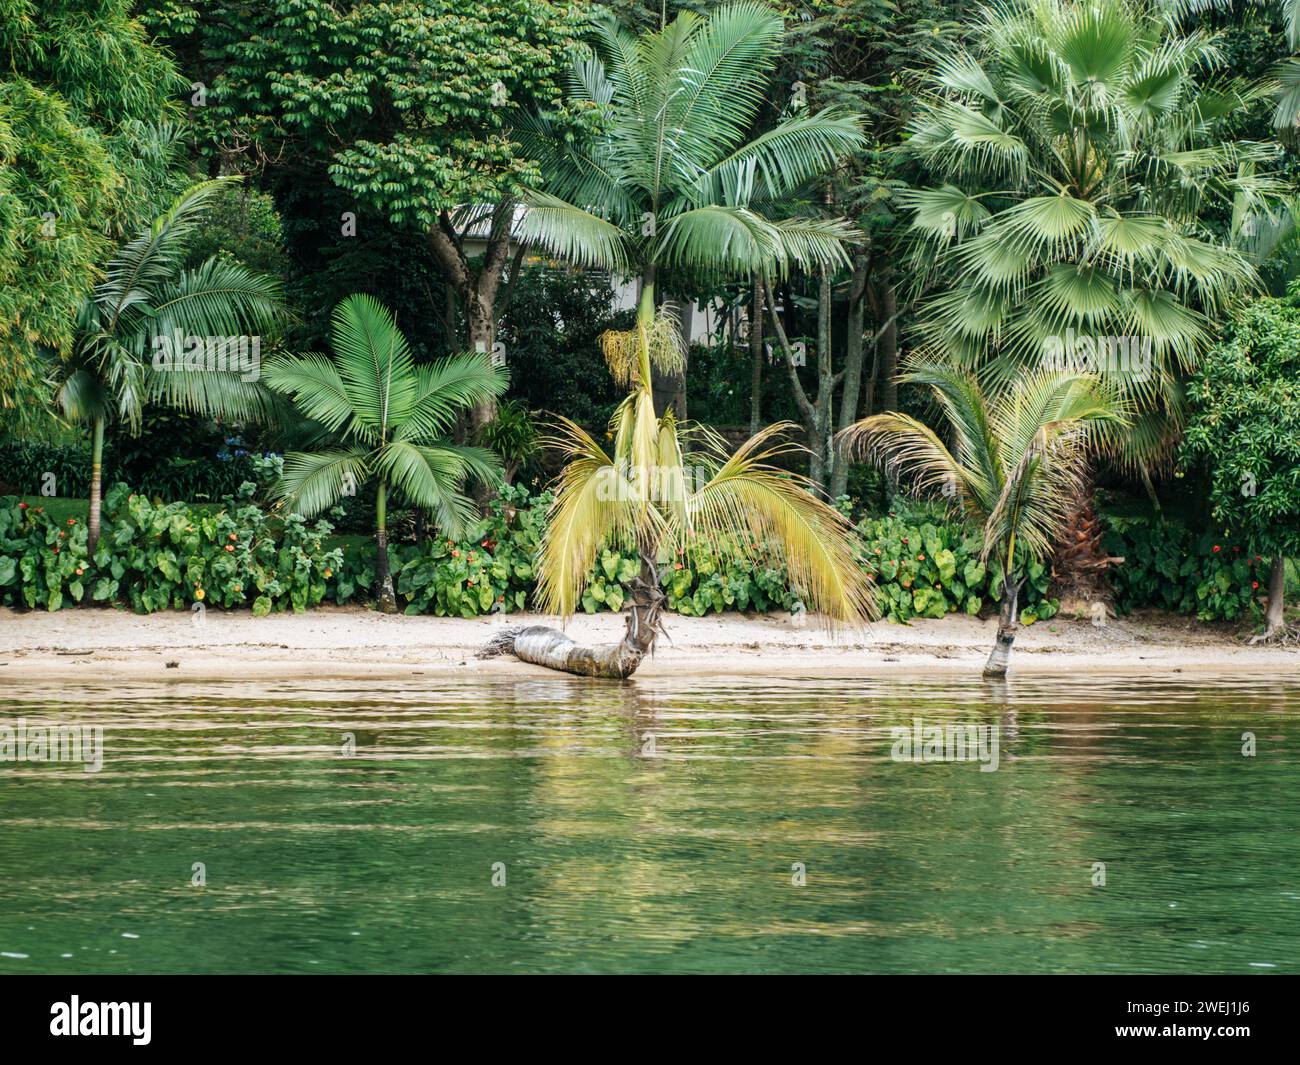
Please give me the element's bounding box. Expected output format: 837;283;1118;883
87;416;105;553
479;551;664;679
749;278;763;436
983;576;1020;678
831;254;869;499
374;480;398;614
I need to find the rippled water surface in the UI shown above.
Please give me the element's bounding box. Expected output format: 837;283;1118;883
0;673;1297;974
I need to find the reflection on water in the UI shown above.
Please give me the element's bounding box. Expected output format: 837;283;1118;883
0;673;1297;974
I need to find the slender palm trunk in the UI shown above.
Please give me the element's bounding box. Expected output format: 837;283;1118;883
1263;557;1286;637
374;480;398;614
830;254;869;499
749;278;763;436
983;575;1020;678
479;550;664;679
87;416;105;553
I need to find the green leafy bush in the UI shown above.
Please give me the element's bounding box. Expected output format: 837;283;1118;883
0;499;92;611
0;483;340;614
1104;514;1264;622
857;511;1057;624
660;542;798;616
393;484;545;617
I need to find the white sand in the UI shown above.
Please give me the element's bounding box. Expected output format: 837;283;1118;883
1;604;1295;681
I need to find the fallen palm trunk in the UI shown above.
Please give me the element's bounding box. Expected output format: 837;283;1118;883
478;625;647;678
478;570;665;679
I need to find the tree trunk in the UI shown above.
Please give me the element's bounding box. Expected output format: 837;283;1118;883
466;294;497;434
479;552;664;678
1264;556;1286;636
983;576;1020;678
749;278;763;436
87;416;105;553
877;279;898;414
1052;474;1123;609
813;266;833;496
374;480;398;614
830;253;869;499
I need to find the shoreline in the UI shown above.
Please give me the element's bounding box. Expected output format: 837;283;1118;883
2;604;1296;682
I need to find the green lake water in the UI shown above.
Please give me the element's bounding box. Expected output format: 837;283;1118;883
0;672;1297;974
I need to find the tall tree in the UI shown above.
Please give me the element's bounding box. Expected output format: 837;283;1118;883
897;0;1284;597
1182;295;1300;641
55;180;286;551
0;0;185;424
516;2;866;421
151;0;585;432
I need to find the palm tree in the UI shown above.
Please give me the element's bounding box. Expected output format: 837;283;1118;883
480;319;876;678
840;363;1125;677
903;0;1276;418
898;0;1283;596
514;1;866;419
55;179;286;551
265;294;508;613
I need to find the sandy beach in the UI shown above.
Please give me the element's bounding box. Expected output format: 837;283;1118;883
1;604;1295;681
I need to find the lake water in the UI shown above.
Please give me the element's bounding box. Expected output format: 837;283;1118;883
0;673;1297;974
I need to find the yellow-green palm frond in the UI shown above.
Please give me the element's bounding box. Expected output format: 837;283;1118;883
982;369;1127;562
598;306;686;388
536;414;662;617
655;409;688;528
677;422;876;625
838;411;990;521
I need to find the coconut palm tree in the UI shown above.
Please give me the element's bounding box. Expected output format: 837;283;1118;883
265;294;508;613
898;0;1284;596
480;314;876;678
840;363;1125;677
514;1;866;419
54;179;286;551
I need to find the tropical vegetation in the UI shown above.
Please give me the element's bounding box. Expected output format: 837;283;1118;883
1;0;1299;674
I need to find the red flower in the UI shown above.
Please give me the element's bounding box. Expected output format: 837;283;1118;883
18;503;27;510
1252;581;1260;591
918;554;926;561
1212;545;1221;553
67;518;76;525
225;545;234;552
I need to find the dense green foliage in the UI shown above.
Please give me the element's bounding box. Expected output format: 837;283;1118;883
1182;295;1300;561
1104;513;1266;621
0;483;339;614
3;0;1299;636
0;0;184;419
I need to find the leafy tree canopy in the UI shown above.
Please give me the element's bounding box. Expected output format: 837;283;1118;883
0;0;186;419
173;0;589;228
1182;293;1300;559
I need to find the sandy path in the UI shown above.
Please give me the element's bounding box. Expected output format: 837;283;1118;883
1;604;1295;682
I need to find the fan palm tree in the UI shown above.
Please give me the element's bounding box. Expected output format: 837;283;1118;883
480;314;876;678
902;0;1278;422
898;0;1284;596
54;179;286;551
514;1;866;418
265;294;508;613
840;363;1125;677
